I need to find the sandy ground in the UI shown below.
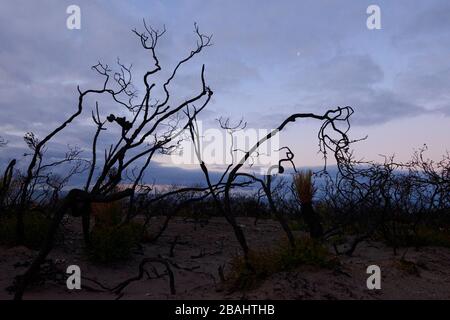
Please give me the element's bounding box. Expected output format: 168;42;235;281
1;216;449;300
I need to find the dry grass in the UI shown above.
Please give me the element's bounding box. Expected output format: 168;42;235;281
293;170;316;204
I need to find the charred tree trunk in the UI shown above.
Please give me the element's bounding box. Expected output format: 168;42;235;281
69;199;92;247
265;187;296;248
82;207;91;247
0;159;16;212
301;202;323;240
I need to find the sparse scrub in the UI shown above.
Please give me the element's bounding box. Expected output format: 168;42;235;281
227;236;335;291
88;222;143;263
88;201;143;263
288;219;307;232
385;225;450;249
0;211;52;249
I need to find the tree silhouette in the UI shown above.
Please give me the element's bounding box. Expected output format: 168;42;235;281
13;21;213;300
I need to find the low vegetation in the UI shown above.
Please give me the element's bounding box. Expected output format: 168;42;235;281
0;20;448;300
0;211;52;249
88;202;143;263
227;237;336;291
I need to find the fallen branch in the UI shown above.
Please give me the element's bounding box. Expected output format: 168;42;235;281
111;258;175;295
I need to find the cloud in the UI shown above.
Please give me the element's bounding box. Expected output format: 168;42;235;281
279;53;424;125
0;0;449;177
291;54;384;91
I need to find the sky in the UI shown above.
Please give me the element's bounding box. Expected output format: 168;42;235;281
0;0;449;185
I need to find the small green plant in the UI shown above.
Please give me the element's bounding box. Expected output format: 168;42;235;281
414;226;450;248
385;225;450;249
288;219;306;232
88;201;145;263
88;222;143;263
227;237;336;291
276;237;335;270
0;211;51;249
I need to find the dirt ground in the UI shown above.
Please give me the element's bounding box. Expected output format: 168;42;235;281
1;216;450;300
